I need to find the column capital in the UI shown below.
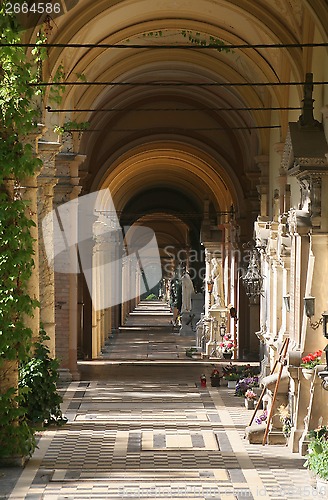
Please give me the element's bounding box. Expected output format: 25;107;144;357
21;123;47;154
54;152;85;205
38;141;62;191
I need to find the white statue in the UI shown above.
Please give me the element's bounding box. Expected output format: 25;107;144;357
211;258;224;306
181;271;194;312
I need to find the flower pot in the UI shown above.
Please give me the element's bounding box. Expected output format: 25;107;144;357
227;380;237;389
245;398;255;410
302;368;314;380
210;377;221;387
316;477;328;496
223;352;232;359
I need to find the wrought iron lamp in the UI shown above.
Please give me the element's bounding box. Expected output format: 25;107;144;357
241;250;263;303
207;279;214;307
303;296;328;330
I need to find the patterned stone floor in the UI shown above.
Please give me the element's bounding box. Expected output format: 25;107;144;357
3;362;318;500
1;302;320;499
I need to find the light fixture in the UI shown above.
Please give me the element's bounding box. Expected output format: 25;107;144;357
283;294;291;312
304;296;315;319
303;296;327;330
228;304;238;320
241;249;263;303
207;279;214;294
219;324;226;338
304;298;328;388
323;311;328;338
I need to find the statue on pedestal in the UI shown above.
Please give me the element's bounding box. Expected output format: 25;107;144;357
211;258;224;307
181;271;194;312
179;271;195;336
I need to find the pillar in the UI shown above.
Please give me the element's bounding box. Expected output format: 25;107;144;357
17;172;41;345
255;155;270;218
54;153;85;380
37;140;61;357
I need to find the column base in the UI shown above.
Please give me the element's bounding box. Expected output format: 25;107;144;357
58;368;73;383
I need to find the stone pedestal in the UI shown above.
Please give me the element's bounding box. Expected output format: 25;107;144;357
245;423;266;444
191;292;204;325
179;311;195;336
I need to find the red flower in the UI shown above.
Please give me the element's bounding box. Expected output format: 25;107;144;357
301;350;323;369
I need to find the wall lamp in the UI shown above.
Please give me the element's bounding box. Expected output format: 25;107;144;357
304;296;328;331
304;296;328;389
283;294;291;312
207;279;214;294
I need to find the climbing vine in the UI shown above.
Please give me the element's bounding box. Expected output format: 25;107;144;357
137;29;231;52
0;4;55;458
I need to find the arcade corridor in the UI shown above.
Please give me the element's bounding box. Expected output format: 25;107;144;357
2;304;315;500
1;0;328;494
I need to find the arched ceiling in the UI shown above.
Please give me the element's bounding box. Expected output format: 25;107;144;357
30;0;327;235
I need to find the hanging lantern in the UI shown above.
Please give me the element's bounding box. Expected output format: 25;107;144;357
242;250;263;303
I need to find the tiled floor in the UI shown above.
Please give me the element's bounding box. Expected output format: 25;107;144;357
1;302;320;499
4;366;319;500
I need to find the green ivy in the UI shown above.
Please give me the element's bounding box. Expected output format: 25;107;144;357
181;30;231;52
0;4;58;459
19;327;67;427
54;120;90;135
0;388;36;459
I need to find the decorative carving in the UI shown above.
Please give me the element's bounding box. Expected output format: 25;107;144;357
294;157;327;169
281;130;294;172
287;209;312;234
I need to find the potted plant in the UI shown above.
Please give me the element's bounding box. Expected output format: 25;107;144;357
254;409;268;425
304;425;328;495
210;368;221;387
219;333;236;359
185;347;198;358
277;405;292;438
244;389;257;409
235;376;260;397
300;350;323;380
224;372;240;389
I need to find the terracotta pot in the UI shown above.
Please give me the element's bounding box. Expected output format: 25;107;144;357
302;368;314;380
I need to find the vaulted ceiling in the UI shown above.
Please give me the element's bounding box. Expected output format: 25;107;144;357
28;0;328;237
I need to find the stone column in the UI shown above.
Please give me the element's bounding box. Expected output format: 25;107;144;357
54;153;85;380
274;142;288;215
255;155;270;218
121;249;128;324
92;220;104;358
37;141;61;357
20;171;41;343
203;244;223;354
91;235;100;358
94;219;112;351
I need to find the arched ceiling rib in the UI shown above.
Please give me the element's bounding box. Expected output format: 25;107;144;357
97;145;236;215
32;0;327;238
